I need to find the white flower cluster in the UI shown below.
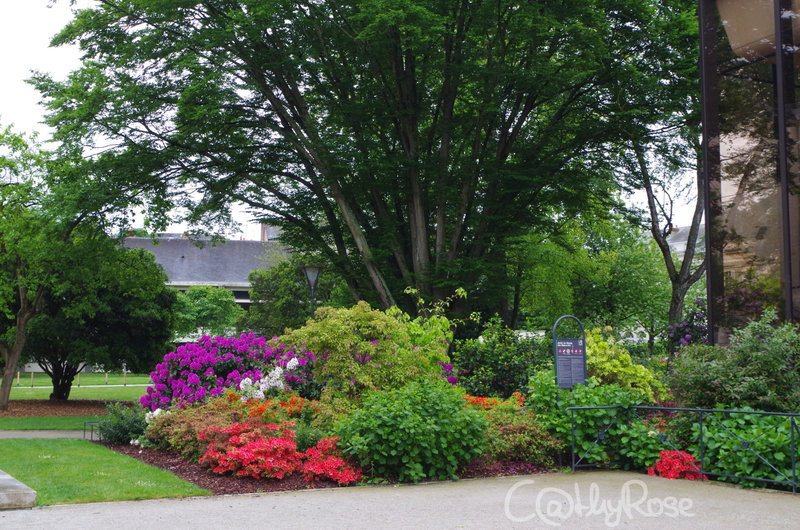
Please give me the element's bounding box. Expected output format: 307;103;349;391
286;357;300;371
239;366;285;401
145;408;166;424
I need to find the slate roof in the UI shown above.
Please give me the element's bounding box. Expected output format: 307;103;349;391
122;236;289;288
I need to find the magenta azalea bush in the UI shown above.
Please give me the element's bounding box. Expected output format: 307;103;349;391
140;334;318;411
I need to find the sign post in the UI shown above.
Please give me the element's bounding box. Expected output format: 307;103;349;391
552;315;587;409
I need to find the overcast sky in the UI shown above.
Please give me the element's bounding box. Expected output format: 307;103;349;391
0;1;264;239
0;1;92;138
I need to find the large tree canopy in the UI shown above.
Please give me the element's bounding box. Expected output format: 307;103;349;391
38;0;697;315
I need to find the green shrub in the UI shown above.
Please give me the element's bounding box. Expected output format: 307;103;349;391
451;316;550;398
97;402;146;445
669;308;800;411
586;328;667;401
616;417;671;470
279;302;449;402
335;380;486;482
294;421;325;453
689;409;796;488
527;369;649;463
482;401;562;466
145;397;242;459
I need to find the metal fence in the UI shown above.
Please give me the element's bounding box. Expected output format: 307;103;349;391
565;405;800;494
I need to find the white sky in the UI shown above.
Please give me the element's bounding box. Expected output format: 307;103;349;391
0;0;262;239
0;1;697;235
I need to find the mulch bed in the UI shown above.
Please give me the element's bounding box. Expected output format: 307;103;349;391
6;398;556;495
0;399;112;417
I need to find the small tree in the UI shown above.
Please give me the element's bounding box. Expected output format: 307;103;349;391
24;246;176;400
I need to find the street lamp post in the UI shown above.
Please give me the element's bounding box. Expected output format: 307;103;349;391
301;265;323;317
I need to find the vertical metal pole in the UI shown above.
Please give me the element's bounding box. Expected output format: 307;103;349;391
571;409;576;472
789;416;797;495
699;411;705;475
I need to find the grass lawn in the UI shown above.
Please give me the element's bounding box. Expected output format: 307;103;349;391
0;416;105;430
0;438;209;505
10;385;148;402
12;372;151;387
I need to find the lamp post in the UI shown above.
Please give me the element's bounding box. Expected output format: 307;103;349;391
301;265;323;317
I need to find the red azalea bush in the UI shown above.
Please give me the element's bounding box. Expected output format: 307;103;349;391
647;450;706;480
199;420;303;479
198;421;361;484
301;436;363;485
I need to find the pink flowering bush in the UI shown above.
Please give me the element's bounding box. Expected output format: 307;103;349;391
140;334;318;411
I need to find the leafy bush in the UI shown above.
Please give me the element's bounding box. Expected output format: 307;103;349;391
669;309;800;411
97;402;146;445
279;302;450;403
527;369;649;463
481;400;562;467
144;397;243;459
688;409;796;488
140;334;319;411
295;421;326;453
616;416;671;470
586;328;667;401
335;380;487;482
451;317;550;398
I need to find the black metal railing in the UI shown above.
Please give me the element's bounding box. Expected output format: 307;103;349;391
565;405;800;494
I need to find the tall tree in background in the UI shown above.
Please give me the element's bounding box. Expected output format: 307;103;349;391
24;247;176;400
609;0;704;328
36;0;698;317
240;256;353;338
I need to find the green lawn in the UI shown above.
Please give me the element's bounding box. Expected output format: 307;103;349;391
11;372;151;387
10;385;148;402
0;415;105;430
0;438;209;505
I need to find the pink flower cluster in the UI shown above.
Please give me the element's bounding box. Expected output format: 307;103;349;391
140;334;316;411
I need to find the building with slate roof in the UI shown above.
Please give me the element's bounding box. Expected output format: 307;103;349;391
123;234;289;310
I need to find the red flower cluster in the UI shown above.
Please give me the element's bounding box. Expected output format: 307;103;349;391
301;436;363;485
199;421;301;479
463;391;525;411
223;391;318;422
647;450;707;480
198;422;361;484
642;416;667;432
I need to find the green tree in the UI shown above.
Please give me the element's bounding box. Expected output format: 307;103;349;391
518;218;672;348
23;246;176;400
173;286;243;338
36;0;698;316
240;256;353;337
0;122;145;410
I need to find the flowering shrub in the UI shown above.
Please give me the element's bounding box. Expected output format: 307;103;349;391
463;392;525;411
197;422;361;484
647;450;706;480
140;334;318;411
301;436;362;485
666;298;708;352
439;361;457;385
278;302;450;403
199;421;303;479
480;399;562;467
